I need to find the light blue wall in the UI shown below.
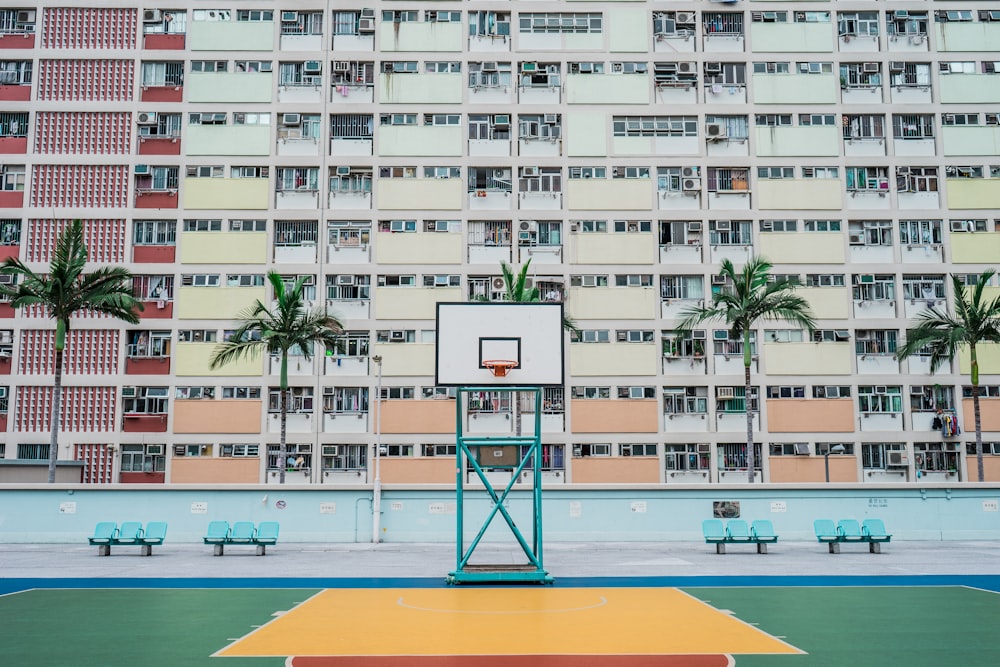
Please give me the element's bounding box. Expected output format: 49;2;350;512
2;485;999;543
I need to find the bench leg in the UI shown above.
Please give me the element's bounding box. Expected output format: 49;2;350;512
140;544;152;557
757;543;767;554
213;543;224;557
98;544;110;557
715;543;725;555
256;544;266;556
828;542;840;554
870;542;881;554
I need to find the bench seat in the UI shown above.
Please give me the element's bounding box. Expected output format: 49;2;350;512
89;521;166;556
703;518;778;554
205;521;279;556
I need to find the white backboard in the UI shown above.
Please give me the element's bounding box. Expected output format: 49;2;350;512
435;302;565;386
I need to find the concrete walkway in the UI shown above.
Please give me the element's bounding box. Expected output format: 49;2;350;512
3;539;998;581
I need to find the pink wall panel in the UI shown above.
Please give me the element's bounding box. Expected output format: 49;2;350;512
42;7;137;50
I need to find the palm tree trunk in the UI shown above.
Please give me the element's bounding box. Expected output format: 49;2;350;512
47;327;66;484
971;345;984;482
744;331;755;484
278;352;288;485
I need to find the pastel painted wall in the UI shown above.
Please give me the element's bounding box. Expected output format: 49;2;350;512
378;179;463;210
175;342;263;376
570;342;659;376
183;178;270;210
186;125;270;156
570;399;659;432
378;126;462;157
962;398;1000;432
945;179;1000;209
188;21;274;51
763;342;853;376
607;9;649;53
752;74;837;104
757;180;841;210
369;343;435;376
379;22;463;52
758;232;845;264
749;23;834;52
769;456;858;483
958;344;1000;375
373;287;461;320
3;486;999;543
566;179;652;210
379;73;463;104
800;287;850;320
766;399;855;433
381;400;455;434
565;112;607;157
939;75;1000;104
566;74;650;105
177;287;265;320
186;72;273;103
573;233;656;264
180;231;267;263
941;127;1000;157
375;232;462;264
754;126;840;157
380;458;454;484
951;234;1000;264
173;400;263;434
170;458;260;484
571;456;660;483
568;287;657;320
936;23;1000;52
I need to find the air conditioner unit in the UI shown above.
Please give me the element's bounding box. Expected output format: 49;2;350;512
281;11;299;22
482;62;497;72
682;178;701;191
0;275;12;285
715;220;731;231
717;387;735;399
889;61;905;72
146;444;164;455
336;275;355;287
578;63;593;73
492;277;506;290
521;62;538;73
358;18;375;33
143;9;162;23
137;112;158;125
678;62;694;73
894;10;910;19
686;221;702;232
360;9;376;19
121;386;138;398
887;451;909;466
849;233;864;244
303;61;322;74
0;332;11;344
282;113;301;126
336;166;351;176
706;122;727;140
389;331;405;342
519;220;538;233
863;63;880;73
712;275;727;285
676;12;695;24
705;62;722;74
692;330;707;340
333;61;350;73
134;164;151;175
522;166;539;177
814;386;826;398
950;220;969;232
682;166;699;178
494;114;510;127
760;220;773;230
794;443;811;455
543;114;559;124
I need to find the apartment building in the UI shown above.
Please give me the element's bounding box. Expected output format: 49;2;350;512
0;2;998;486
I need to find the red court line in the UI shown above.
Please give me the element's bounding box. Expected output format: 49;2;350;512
291;655;731;667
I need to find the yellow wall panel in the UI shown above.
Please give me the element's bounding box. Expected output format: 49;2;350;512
186;72;273;103
801;287;850;320
758;232;845;264
608;9;649;53
370;343;435;376
378;126;463;157
180;231;267;264
569;342;659;376
566;180;652;210
375;232;462;264
568;287;657;320
757;180;841;210
379;73;463;104
959;343;1000;375
374;287;462;320
177;287;265;320
378;179;463;210
565;112;607;157
763;342;852;375
574;233;656;264
183;178;270;210
188;21;274;51
946;179;1000;209
951;234;1000;264
185;126;270;156
754;126;840;157
175;342;263;376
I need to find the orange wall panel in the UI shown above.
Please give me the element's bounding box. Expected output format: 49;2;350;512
133;245;176;263
380;457;454;484
143;34;185;50
173;400;262;434
381;400;454;434
138;137;181;155
170;457;260;483
140;86;184;103
766;399;855;433
570;400;659;433
769;456;858;483
971;455;1000;482
136;191;178;209
571;456;660;483
962;398;1000;433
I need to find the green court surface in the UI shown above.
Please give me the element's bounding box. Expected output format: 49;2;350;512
1;583;998;666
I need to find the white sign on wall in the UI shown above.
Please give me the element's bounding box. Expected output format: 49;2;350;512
59;502;76;514
319;502;337;515
983;500;999;512
771;501;787;513
190;502;208;514
630;501;648;513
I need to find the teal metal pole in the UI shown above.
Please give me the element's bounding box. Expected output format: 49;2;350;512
455;388;464;570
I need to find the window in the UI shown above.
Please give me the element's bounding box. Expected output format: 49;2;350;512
0;220;13;245
902;274;945;302
767;386;806;399
755;114;792;127
852;274;895;301
573;443;611;457
519;13;603;34
268;387;314;413
855;329;897;356
422;274;461;287
571;329;611;343
753;62;790;74
183;219;221;232
892;114;934;140
612;116;697;137
942;113;979;127
858;386;903;414
716;386;759;412
323;387;369;414
376;329;416;343
17;443;49;460
802;167;839;179
862;443;906;470
175;443;211;457
769;443;810;456
797;62;833;75
618;386;656;399
708;220;752;245
843;115;885;141
706;168;750;193
761;220;797;232
425;62;461;74
278;167;319;191
569;62;605;74
226;274;265;287
267;444;312;471
330;169;373;195
665;444;711;471
380;386;415;400
757;167;794;179
0;165;25;191
718;443;763;471
128;330;171;358
806;273;846;287
186;165;223;178
838;11;879;36
569;166;607;180
848;220;892;246
614;274;653;287
322;444;366;471
142;61;184;87
765;329;804;343
811;329;850;343
663;332;707;358
178;329;217;343
663;387;708;414
804;220;841;232
661;275;704;301
0;60;32;85
889;62;931;89
133;220;175;246
620;443;657;457
703;13;744;36
705;115;749;140
120;444;165;473
898;167;938;193
191;60;227;72
123;387;169;414
814;386;851;399
175;385;215;400
222;386;260;399
237;9;272;22
845;167;889;192
910;385;955;412
751;12;788;23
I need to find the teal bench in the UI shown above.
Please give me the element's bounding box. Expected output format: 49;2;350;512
204;521;279;556
702;518;778;554
88;521;167;556
814;518;891;553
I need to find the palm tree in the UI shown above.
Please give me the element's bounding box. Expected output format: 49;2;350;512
210;272;344;484
0;219;142;483
676;257;816;483
895;271;1000;482
485;259;576;436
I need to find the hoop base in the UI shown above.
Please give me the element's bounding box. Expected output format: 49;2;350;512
483;360;518;377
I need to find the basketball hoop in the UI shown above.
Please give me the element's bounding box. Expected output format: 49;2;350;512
483;360;518;377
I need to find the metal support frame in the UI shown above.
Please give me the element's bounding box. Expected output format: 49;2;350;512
447;386;552;585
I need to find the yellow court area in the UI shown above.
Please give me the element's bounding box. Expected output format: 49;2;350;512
219;587;804;658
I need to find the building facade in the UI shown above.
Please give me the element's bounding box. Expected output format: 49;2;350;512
0;2;999;485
